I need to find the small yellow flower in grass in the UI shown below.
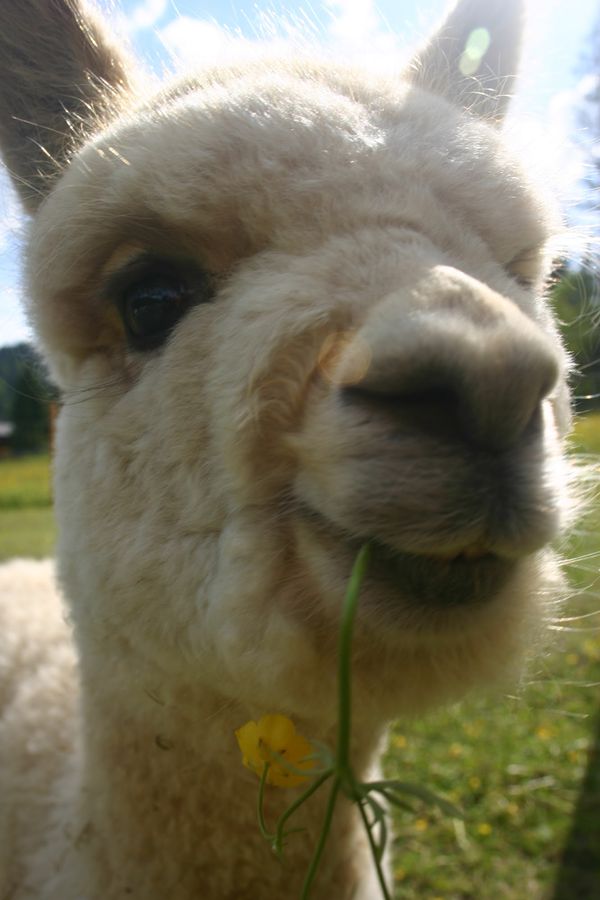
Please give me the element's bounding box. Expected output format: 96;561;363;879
477;823;492;836
414;818;428;832
235;714;315;787
583;638;600;660
462;720;484;738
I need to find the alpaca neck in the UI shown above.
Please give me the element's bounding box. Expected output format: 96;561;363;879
69;650;381;900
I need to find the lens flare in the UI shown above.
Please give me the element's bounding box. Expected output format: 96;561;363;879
459;27;491;77
317;330;371;386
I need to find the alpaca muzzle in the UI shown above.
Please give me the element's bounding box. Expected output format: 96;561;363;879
292;267;564;580
335;265;561;453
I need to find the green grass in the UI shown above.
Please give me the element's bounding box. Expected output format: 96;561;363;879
568;410;600;455
0;453;56;559
0;453;53;508
0;418;599;899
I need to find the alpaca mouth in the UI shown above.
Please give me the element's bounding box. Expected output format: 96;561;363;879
367;541;516;607
296;503;517;607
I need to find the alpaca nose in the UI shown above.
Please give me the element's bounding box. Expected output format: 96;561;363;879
337;271;560;450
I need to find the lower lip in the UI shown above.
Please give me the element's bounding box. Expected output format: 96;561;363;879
370;543;516;607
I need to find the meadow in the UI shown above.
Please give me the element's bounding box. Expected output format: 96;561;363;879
0;417;599;899
0;453;55;561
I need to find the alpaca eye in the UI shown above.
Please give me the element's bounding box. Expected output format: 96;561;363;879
113;259;214;351
122;275;190;347
506;248;541;289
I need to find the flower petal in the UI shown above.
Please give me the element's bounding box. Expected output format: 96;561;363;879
235;720;263;772
286;733;315;767
256;714;296;755
235;714;316;787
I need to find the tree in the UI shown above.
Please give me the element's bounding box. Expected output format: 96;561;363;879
10;363;51;453
551;266;600;413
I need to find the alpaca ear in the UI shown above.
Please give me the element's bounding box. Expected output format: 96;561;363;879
0;0;132;213
407;0;524;122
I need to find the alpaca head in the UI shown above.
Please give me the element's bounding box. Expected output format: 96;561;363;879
0;0;570;726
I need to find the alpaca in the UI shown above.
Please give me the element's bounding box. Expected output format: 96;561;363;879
0;1;572;898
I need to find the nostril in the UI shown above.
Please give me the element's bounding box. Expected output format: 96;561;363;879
335;299;560;451
341;381;547;449
341;385;463;440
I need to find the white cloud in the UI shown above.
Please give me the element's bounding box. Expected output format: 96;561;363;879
547;78;600;233
326;0;381;43
549;78;596;179
157;12;334;71
0;169;24;256
158;17;267;69
122;0;168;34
157;0;408;76
0;285;31;346
503;71;599;253
323;0;404;71
0;169;29;346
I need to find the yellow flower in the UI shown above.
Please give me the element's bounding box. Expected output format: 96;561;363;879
235;714;316;788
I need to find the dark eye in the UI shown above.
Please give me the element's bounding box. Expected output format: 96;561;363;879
112;258;214;351
506;248;542;289
123;274;189;347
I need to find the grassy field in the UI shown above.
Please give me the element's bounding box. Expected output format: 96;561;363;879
0;454;55;560
0;420;599;899
0;453;53;508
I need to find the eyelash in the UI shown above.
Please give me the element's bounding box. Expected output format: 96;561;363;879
506;249;542;289
110;257;215;351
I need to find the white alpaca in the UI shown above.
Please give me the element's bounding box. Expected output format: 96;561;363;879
0;1;571;898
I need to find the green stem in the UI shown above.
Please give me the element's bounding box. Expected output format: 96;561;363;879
299;776;341;900
273;769;334;855
258;763;275;841
356;796;392;900
336;543;372;773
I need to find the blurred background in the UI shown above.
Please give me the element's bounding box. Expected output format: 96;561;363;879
0;1;599;897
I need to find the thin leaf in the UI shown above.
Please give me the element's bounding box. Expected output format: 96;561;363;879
363;795;389;863
367;780;463;820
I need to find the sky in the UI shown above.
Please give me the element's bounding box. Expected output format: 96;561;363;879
0;0;598;347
